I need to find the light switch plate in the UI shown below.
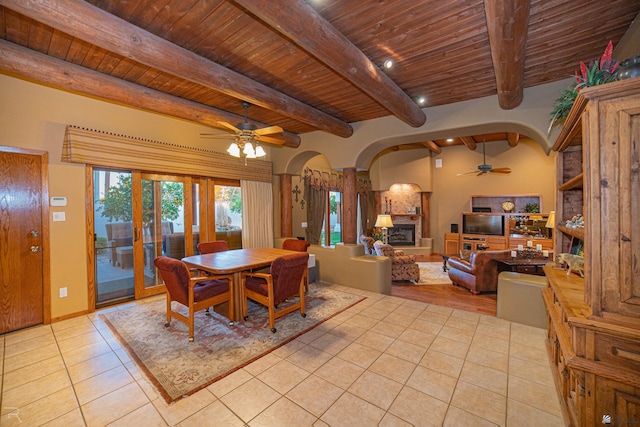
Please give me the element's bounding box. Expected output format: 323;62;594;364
435;159;443;168
52;211;66;221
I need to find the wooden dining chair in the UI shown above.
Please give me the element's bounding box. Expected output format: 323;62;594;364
282;238;311;291
282;238;310;252
197;240;229;254
154;256;234;342
241;252;309;333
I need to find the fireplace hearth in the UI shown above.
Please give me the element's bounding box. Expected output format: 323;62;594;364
388;224;415;246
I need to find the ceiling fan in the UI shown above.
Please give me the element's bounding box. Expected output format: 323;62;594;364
457;141;512;176
200;101;286;147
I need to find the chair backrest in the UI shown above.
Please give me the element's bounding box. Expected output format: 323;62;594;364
105;222;133;241
154;256;190;304
282;239;310;252
198;240;229;254
359;235;375;255
270;252;309;303
373;241;394;257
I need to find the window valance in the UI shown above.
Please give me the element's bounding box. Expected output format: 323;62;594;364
62;125;272;183
303;167;342;191
302;167;370;194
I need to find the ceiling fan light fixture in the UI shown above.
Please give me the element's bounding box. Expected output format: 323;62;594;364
255;144;266;157
242;141;256;157
227;142;241;157
383;59;393;69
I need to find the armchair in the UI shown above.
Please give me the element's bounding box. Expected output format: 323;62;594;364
105;222;133;267
242;252;309;333
154;256;233;342
447;250;510;294
373;241;420;283
359;235;375;255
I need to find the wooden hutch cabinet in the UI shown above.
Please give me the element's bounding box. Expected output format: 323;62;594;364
543;77;640;427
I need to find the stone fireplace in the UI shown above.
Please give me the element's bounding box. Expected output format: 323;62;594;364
388;224;415;246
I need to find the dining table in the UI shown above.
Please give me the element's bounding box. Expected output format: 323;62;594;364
182;247;297;321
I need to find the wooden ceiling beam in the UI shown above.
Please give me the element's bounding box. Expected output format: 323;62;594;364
0;40;301;147
507;132;520;147
420;141;442;154
460;137;477;151
234;0;426;128
483;0;531;110
3;0;353;138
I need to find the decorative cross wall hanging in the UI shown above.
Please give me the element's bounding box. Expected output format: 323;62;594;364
292;185;301;202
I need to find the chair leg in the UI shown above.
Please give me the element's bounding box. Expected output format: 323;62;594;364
188;309;195;342
268;303;276;333
165;296;171;327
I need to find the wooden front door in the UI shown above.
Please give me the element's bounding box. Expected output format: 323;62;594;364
0;148;48;333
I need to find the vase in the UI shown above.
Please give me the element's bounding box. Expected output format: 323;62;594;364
617;55;640;81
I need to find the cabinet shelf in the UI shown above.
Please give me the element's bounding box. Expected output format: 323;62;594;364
557;224;584;241
558;173;583;191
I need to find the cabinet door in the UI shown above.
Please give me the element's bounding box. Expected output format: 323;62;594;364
444;233;459;254
587;94;640;317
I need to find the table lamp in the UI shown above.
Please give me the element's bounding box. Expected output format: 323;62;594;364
375;214;394;244
546;211;556;229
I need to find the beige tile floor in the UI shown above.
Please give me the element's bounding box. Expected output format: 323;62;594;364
0;284;565;426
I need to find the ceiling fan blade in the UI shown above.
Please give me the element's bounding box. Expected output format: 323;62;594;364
489;167;512;173
254;125;283;136
456;170;479;176
200;134;233;139
256;134;286;145
216;121;241;133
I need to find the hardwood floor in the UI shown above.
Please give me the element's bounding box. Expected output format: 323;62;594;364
391;254;497;317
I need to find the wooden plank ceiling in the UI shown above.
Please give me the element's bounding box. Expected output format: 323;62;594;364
0;0;638;151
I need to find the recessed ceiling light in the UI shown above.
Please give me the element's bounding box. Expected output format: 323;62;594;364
383;59;393;69
446;138;454;142
416;96;426;105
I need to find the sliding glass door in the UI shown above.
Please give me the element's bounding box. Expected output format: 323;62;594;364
93;170;135;305
92;170;197;305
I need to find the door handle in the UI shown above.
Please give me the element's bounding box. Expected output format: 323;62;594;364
31;230;39;237
31;245;40;252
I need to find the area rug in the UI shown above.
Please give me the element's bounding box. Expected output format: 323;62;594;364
417;262;452;285
101;285;365;403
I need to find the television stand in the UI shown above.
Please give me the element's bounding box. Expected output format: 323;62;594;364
460;234;506;251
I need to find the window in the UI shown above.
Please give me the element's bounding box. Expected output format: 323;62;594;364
321;191;342;246
215;184;243;249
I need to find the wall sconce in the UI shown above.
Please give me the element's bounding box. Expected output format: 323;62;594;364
375;214;394;244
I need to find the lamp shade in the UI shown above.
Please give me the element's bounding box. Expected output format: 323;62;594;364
226;142;240;157
255;145;266;157
546;211;556;228
375;214;393;228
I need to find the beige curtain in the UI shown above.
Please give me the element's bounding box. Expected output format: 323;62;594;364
240;180;274;248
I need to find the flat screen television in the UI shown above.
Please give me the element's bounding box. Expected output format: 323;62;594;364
462;213;505;236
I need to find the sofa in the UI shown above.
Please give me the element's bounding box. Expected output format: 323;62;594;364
274;239;392;295
373;241;420;283
447;250;510;294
